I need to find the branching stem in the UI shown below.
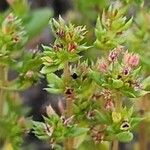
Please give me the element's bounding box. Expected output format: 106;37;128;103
64;62;74;150
111;92;122;150
0;65;7;116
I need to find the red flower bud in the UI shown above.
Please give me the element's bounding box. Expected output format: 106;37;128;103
68;42;77;52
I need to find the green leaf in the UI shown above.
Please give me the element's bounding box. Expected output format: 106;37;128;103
112;79;123;89
122;17;133;30
45;88;63;94
68;127;89;137
137;90;150;97
95;110;111;124
73;134;87;149
37;135;50;140
116;132;133;142
135;0;144;5
40;66;58;74
123;91;136;98
45;73;64;94
42;45;53;51
47;73;63;87
32;121;45;129
130;117;143;129
127;107;134;118
131;66;141;78
89;70;105;85
141;76;150;90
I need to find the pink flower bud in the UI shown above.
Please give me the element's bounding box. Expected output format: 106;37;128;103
105;100;115;111
123;52;139;67
108;46;124;62
98;59;108;73
108;50;119;62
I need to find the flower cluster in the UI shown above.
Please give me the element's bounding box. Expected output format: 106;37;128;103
0;13;26;53
95;6;132;50
91;46;144;98
0;13;27;70
41;16;89;74
33;105;88;149
33;16;150;149
0;13;41;150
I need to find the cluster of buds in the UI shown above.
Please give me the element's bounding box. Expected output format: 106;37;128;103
100;89;115;111
32;11;150;148
50;16;87;53
97;46;123;73
0;12;27;68
33;102;89;149
90;126;105;144
41;17;89;74
2;13;26;45
101;89;112;100
95;6;132;50
97;46;140;80
2;13;15;34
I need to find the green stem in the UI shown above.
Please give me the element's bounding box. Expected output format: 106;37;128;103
111;140;119;150
139;94;148;150
115;92;122;112
0;65;7;116
111;92;122;150
63;62;74;150
139;119;147;150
